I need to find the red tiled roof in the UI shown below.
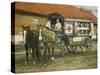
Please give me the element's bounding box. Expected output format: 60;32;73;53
15;2;97;23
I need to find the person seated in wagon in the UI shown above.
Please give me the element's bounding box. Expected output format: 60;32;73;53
55;18;62;32
45;18;62;32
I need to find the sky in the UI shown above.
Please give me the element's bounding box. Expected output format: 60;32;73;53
75;5;97;17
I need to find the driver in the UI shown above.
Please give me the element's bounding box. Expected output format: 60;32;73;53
55;18;62;32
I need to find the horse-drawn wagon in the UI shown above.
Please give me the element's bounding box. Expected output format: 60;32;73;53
22;12;95;65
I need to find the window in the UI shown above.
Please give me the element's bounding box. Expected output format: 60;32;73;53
77;22;91;35
87;30;89;34
79;30;82;34
83;30;86;34
85;22;90;27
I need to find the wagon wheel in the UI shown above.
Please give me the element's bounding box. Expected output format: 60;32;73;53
81;37;92;55
66;44;77;55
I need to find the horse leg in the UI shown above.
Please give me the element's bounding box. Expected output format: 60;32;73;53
43;48;47;65
51;47;55;61
35;48;42;65
25;44;29;65
48;47;51;61
32;48;36;64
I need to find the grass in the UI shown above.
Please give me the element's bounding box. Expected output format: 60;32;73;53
14;41;97;73
15;54;97;73
15;52;97;73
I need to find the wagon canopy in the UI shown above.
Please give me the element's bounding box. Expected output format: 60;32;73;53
47;13;65;31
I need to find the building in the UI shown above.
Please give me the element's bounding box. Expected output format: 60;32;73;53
11;2;97;35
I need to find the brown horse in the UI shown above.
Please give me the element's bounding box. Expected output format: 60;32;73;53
22;25;40;65
22;24;57;65
38;24;57;63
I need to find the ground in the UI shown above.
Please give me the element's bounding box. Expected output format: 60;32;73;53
14;41;97;73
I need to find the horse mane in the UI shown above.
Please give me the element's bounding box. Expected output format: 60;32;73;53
41;26;57;43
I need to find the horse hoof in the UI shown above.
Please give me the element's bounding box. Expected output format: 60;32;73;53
25;61;28;65
51;57;54;61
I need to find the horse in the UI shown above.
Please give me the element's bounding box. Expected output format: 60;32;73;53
22;24;57;65
36;24;57;64
22;25;40;65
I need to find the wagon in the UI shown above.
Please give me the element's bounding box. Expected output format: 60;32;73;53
61;19;94;55
48;13;94;56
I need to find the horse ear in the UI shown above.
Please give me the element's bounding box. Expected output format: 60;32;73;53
22;24;24;29
37;24;39;30
39;24;43;29
28;25;30;29
40;24;42;27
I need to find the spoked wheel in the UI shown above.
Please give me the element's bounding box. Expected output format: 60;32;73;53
81;37;92;55
66;44;77;55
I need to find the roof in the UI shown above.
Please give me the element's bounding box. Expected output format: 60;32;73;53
13;2;97;23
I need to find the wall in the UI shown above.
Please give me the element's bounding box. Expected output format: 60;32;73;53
15;12;48;34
